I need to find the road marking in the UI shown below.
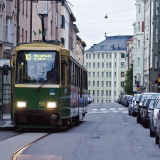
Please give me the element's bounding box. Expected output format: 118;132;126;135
119;108;124;110
101;108;106;111
92;109;97;111
110;108;115;110
122;111;128;113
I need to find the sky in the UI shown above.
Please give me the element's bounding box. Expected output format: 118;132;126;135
68;0;136;50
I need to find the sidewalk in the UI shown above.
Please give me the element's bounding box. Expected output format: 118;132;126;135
0;114;15;130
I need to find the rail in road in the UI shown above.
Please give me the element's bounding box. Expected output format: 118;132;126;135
0;132;50;160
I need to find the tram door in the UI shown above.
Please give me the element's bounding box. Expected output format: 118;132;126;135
0;68;12;120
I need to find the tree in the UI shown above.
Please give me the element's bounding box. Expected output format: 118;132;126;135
122;63;134;95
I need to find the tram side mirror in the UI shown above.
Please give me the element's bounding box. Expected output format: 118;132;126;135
3;64;9;75
61;58;68;68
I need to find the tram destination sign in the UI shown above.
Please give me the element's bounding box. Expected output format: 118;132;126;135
25;54;52;61
0;59;10;67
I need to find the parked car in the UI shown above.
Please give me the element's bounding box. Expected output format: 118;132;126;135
150;96;160;137
88;97;92;104
131;94;141;117
124;95;133;107
128;97;136;116
141;97;156;128
137;92;160;123
155;109;160;146
121;95;126;105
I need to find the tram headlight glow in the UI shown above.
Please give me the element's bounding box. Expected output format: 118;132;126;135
47;102;57;108
17;101;27;108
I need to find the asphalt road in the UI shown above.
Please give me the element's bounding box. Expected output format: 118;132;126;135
0;103;160;160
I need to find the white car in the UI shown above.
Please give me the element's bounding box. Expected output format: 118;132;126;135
155;109;160;146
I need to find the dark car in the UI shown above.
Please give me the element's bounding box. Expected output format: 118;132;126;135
141;97;156;128
155;109;160;146
131;94;141;117
150;96;160;137
124;95;133;107
136;92;160;123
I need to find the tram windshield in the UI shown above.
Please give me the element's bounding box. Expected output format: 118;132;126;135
15;51;60;84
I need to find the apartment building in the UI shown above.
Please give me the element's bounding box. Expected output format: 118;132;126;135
85;35;133;103
132;0;144;92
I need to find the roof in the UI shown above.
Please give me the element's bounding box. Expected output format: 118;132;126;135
86;35;133;52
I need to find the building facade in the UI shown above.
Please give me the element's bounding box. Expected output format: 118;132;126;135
132;0;145;92
85;35;133;103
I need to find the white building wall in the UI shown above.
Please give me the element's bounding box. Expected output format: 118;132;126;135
84;51;126;103
133;0;144;92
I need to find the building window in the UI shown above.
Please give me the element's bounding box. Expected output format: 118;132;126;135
93;90;95;96
97;90;99;96
137;58;140;67
114;62;116;68
88;81;90;86
102;54;104;59
121;53;125;58
114;91;116;96
106;81;108;87
102;81;104;87
93;72;95;77
106;100;108;103
93;54;95;59
97;99;99;103
109;81;111;87
114;81;116;87
109;90;111;96
106;72;108;77
25;30;27;42
101;90;104;96
106;62;108;68
86;63;88;68
114;72;116;77
121;72;124;77
138;4;141;14
97;72;99;77
102;62;104;68
156;28;158;43
109;53;112;58
89;72;91;77
98;54;100;59
97;62;99;68
109;62;111;68
106;53;108;58
102;72;104;77
22;28;24;43
156;0;159;16
93;81;95;86
97;81;99;87
115;53;117;58
93;62;95;68
61;15;65;29
121;62;125;68
89;63;91;68
86;54;88;59
121;81;124;87
138;40;140;49
138;22;140;32
89;54;91;59
106;90;108;96
109;72;111;77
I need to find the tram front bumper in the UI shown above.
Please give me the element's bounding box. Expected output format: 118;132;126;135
15;109;61;125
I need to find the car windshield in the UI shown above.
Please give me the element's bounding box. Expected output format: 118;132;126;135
15;51;60;84
149;99;155;107
140;94;159;103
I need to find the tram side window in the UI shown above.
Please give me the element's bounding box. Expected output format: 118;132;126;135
61;59;65;85
68;58;71;85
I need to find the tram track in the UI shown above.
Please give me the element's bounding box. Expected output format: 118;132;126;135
0;129;23;143
11;133;51;160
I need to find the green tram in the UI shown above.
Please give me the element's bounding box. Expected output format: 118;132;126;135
7;41;88;128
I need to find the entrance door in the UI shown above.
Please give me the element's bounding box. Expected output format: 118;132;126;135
0;68;12;120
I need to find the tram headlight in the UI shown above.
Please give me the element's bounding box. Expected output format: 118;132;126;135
17;101;27;108
47;102;57;108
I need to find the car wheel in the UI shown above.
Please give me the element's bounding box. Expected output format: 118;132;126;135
155;132;159;144
150;126;155;137
137;116;141;123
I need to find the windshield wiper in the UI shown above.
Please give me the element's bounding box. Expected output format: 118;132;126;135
35;80;47;92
